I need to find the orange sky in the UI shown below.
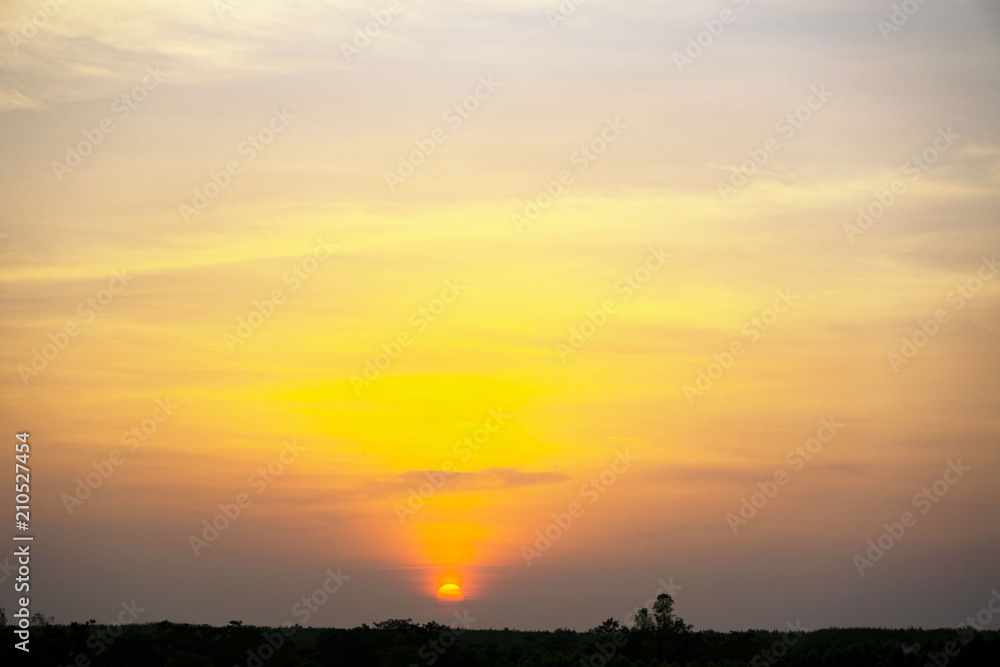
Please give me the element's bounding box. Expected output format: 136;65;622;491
1;0;999;631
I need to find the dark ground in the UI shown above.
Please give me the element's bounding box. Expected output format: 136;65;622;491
4;620;998;667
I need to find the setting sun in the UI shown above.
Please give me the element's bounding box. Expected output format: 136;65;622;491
436;584;464;602
2;0;998;651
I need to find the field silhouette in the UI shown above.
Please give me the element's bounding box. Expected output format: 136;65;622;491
7;595;1000;666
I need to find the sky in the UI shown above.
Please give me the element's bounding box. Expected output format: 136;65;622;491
0;0;999;633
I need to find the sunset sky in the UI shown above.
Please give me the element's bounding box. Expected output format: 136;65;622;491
1;0;999;632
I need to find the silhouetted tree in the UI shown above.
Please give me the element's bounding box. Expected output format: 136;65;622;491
591;618;623;635
652;593;692;634
422;620;449;633
29;612;54;626
633;607;655;631
372;618;418;632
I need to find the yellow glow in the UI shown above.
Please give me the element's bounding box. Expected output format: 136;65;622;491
421;523;488;565
2;2;997;628
436;584;464;602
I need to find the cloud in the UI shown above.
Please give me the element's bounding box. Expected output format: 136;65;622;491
0;86;41;110
0;0;350;108
399;467;569;492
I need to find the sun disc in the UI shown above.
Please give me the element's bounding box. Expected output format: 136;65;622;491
436;583;464;602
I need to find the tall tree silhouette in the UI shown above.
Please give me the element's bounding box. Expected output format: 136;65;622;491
652;593;692;634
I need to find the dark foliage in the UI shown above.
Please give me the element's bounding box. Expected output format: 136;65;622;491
4;622;998;666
